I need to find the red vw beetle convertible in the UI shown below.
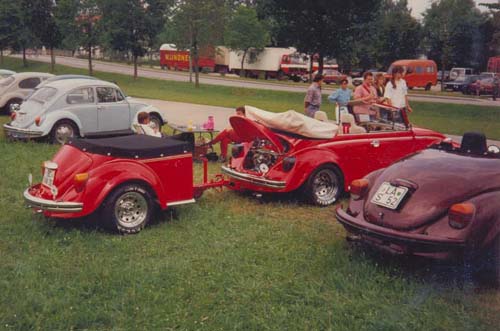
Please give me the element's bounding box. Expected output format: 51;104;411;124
336;133;500;281
24;135;226;233
222;105;446;205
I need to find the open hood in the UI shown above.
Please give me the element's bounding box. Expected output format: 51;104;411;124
229;116;284;153
364;149;500;230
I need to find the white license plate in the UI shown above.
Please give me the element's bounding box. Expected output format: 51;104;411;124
42;168;55;187
371;182;408;210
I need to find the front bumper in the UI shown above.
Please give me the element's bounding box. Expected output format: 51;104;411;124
221;166;286;189
335;207;465;257
4;124;44;139
24;188;83;213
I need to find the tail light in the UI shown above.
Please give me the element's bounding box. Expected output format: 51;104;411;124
73;173;89;190
35;116;42;126
449;203;475;229
350;179;369;200
231;144;244;158
10;112;16;121
282;156;296;172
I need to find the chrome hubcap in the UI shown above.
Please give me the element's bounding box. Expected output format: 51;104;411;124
114;192;148;228
55;124;74;144
313;170;338;203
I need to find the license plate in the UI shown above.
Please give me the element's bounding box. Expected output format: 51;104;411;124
371;182;408;210
42;168;55;187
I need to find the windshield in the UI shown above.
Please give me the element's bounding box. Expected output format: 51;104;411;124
0;76;14;87
356;104;408;132
29;87;57;103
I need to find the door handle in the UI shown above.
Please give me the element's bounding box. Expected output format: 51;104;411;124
371;140;380;148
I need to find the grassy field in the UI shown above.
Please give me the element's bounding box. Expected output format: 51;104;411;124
0;58;499;330
2;57;500;140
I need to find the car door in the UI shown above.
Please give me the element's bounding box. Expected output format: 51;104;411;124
96;86;130;132
364;129;415;170
64;87;98;134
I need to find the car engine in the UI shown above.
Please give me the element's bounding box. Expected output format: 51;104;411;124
244;138;281;174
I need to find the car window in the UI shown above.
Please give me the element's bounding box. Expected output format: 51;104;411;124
426;66;435;73
0;76;14;87
405;66;413;74
67;87;95;104
30;87;57;104
19;77;41;89
96;87;117;103
115;89;125;101
415;66;424;74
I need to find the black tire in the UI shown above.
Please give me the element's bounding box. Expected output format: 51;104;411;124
50;120;79;144
303;165;343;206
149;113;163;132
425;83;432;91
100;183;153;234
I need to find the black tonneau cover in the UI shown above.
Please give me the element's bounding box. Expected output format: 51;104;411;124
68;135;193;159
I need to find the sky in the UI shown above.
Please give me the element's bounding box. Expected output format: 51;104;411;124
408;0;498;18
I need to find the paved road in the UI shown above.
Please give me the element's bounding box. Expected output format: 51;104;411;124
140;97;500;146
11;55;500;107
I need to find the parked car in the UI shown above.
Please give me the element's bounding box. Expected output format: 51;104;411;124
466;77;494;95
4;78;167;144
443;75;479;92
449;67;474;81
352;71;385;86
23;135;227;233
319;69;348;84
0;69;15;78
222;105;446;206
386;60;437;90
336;132;500;283
0;72;54;113
350;68;363;78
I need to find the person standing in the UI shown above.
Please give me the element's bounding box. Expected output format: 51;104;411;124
374;73;388;104
328;78;352;121
304;74;324;117
353;72;377;121
384;66;413;112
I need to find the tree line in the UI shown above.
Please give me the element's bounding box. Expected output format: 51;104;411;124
0;0;498;86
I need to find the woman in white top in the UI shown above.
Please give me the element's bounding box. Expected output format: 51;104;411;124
384;66;413;113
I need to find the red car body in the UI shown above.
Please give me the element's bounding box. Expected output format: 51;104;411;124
222;105;446;206
24;135;225;233
336;133;500;276
321;69;348;84
467;77;494;95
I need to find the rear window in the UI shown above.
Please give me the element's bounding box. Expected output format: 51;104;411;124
19;77;41;89
0;76;14;87
67;87;95;104
30;87;57;103
426;66;435;73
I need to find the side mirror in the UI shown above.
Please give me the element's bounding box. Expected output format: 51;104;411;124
9;103;20;112
488;145;500;154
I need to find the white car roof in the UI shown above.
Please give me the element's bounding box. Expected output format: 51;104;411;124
12;72;54;79
43;78;120;92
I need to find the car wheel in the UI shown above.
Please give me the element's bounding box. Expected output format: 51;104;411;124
425;83;432;91
303;165;343;206
50;120;79;144
101;184;153;234
149;113;163;132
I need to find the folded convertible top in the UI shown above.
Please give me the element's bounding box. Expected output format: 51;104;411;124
68;135;193;159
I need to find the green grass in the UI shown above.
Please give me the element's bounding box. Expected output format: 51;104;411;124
3;57;500;139
1;58;499;330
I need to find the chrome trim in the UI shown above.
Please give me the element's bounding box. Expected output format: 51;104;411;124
24;189;83;212
167;199;196;207
221;166;286;189
3;124;44;138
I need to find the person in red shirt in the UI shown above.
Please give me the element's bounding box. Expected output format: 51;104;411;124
353;72;378;122
208;106;246;162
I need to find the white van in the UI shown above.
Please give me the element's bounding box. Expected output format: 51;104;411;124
449;67;474;81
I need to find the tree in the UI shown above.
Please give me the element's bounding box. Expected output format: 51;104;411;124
8;1;38;67
169;0;227;87
0;1;17;64
224;5;269;75
422;0;490;71
31;0;63;72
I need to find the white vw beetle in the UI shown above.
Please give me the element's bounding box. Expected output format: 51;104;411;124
4;78;166;144
0;72;54;113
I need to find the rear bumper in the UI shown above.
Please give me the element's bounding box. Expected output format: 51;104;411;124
221;166;286;189
24;188;83;213
4;124;44;139
335;207;465;258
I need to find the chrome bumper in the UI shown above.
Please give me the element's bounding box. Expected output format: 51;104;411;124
221;166;286;189
24;188;83;213
3;124;44;138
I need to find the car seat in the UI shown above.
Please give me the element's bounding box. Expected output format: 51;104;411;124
460;132;487;155
340;113;366;134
